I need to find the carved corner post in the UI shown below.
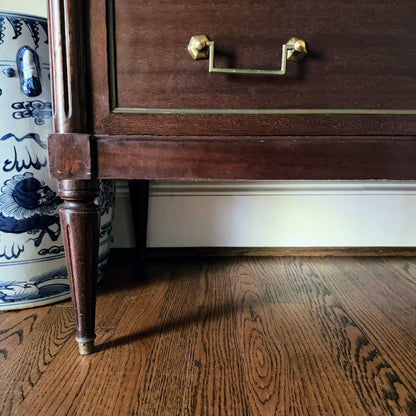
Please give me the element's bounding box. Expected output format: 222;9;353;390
48;0;99;354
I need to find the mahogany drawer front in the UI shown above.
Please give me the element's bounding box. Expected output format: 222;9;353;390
87;0;416;136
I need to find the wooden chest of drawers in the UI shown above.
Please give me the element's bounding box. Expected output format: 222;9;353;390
47;0;416;354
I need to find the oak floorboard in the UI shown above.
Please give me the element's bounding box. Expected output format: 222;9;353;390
330;257;416;341
304;257;416;414
0;307;53;363
11;261;171;416
0;306;74;416
1;254;415;416
227;259;368;415
386;257;416;282
181;260;250;416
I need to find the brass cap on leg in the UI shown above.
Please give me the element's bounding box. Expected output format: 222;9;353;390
76;336;96;355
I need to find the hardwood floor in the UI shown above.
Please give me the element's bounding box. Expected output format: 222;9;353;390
1;254;415;415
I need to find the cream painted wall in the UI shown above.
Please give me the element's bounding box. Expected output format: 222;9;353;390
0;0;47;16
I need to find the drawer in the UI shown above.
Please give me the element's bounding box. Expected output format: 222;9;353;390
87;0;416;136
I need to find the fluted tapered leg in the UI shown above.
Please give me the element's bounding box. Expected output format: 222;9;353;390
59;180;100;355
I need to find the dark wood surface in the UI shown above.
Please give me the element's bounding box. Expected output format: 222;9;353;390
128;180;150;260
46;133;416;181
114;0;416;110
1;255;415;415
86;0;416;136
48;134;416;180
47;0;89;134
92;112;416;136
48;1;99;353
58;180;100;354
48;134;93;180
94;135;416;180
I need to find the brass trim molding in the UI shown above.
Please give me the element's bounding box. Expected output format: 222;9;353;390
107;0;118;112
113;108;416;115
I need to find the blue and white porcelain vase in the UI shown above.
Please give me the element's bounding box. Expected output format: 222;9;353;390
0;12;114;310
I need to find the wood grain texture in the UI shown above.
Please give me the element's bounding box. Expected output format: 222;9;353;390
0;308;52;362
270;257;416;415
2;254;415;415
226;260;367;415
114;0;416;111
95;135;416;180
94;112;416;137
332;257;416;342
58;180;100;354
313;257;416;400
0;307;75;416
87;0;416;136
47;0;89;133
48;134;93;180
143;247;416;258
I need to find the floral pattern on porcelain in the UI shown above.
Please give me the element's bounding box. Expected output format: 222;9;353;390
0;11;114;309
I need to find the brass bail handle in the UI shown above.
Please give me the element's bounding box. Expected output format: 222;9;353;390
188;35;307;75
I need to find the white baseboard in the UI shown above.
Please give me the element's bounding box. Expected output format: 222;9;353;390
112;180;416;248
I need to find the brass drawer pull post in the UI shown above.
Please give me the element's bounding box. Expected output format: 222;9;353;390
188;35;307;75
